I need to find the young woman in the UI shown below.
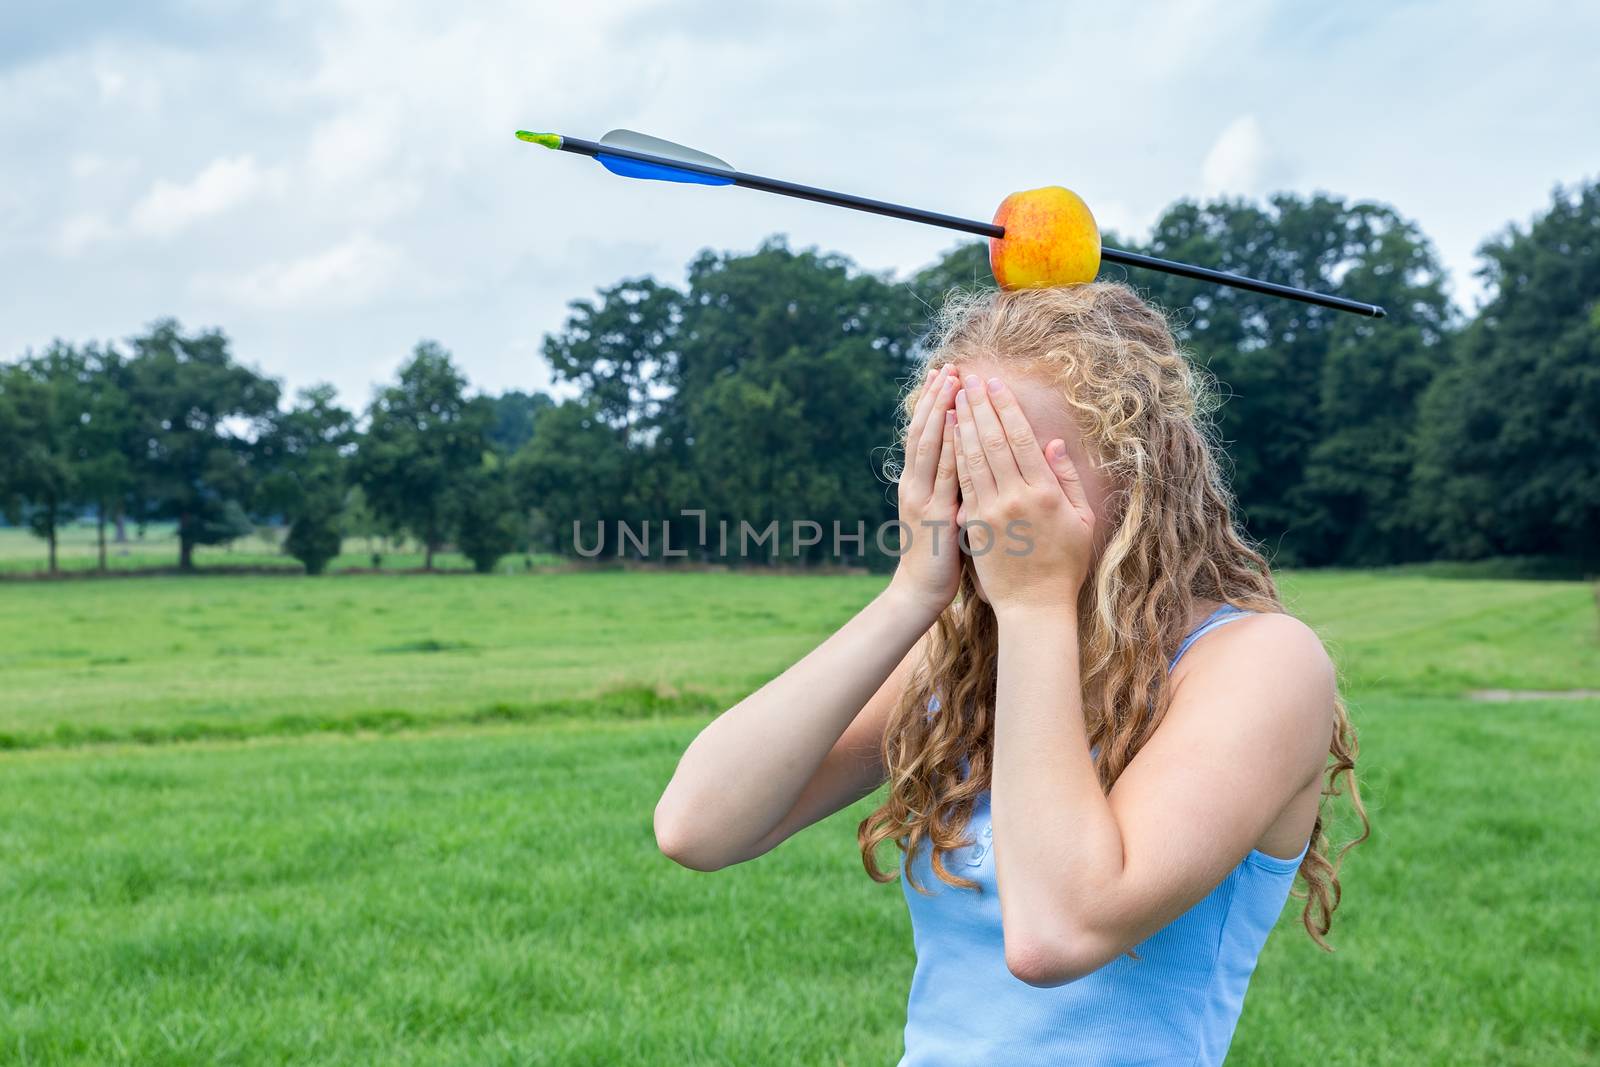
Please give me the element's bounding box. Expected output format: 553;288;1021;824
653;283;1366;1065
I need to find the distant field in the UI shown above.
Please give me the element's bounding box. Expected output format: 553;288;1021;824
1;569;1597;1064
0;523;548;575
0;571;879;748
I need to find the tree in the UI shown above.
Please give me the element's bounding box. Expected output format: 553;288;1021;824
123;320;280;570
673;238;923;564
1412;180;1600;560
259;384;354;575
0;344;137;573
543;277;683;430
74;343;137;572
283;511;343;575
525;238;956;565
0;369;14;509
1293;209;1457;564
909;240;995;319
1129;194;1455;565
1;347;79;573
0;363;39;545
455;459;522;573
487;389;554;456
354;341;492;570
538;276;687;557
510;399;635;556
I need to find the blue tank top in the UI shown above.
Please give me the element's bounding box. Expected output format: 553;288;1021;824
899;603;1307;1066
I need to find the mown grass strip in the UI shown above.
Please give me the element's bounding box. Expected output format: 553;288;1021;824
0;684;724;754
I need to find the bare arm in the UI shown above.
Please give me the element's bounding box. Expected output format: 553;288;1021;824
989;610;1331;984
654;365;965;871
952;372;1332;985
653;590;934;870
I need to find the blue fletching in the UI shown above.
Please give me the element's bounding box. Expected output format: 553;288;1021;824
597;153;734;186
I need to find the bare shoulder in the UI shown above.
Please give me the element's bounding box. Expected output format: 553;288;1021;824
1177;609;1333;684
1166;610;1336;775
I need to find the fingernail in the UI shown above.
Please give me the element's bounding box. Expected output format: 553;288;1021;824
940;375;956;394
987;377;1005;394
945;410;956;427
963;374;983;394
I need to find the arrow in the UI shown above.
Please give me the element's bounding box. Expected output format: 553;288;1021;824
516;129;1387;319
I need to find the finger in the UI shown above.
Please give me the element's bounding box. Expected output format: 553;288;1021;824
984;376;1054;487
960;374;1025;490
953;388;996;504
952;421;975;513
902;366;952;487
1047;438;1093;514
899;368;937;485
931;410;959;508
911;373;959;498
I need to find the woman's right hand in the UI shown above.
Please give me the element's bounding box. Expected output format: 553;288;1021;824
887;366;963;620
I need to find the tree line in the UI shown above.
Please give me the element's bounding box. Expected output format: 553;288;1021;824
2;180;1596;576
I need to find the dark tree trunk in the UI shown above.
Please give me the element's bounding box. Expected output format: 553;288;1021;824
179;513;195;571
424;540;435;570
42;499;58;574
97;503;108;572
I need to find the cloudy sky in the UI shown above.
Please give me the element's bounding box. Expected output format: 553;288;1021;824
3;0;1595;407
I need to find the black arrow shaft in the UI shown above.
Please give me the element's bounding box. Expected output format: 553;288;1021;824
555;136;1386;319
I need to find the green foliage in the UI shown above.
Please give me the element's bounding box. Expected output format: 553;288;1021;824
455;460;522;573
511;399;637;555
487;388;554;455
352;341;492;569
1412;179;1600;560
122;320;281;569
528;237;923;565
543;277;682;428
71;342;138;565
0;342;141;572
0;368;23;521
1128;194;1456;565
908;239;994;314
283;512;342;575
1;345;83;571
259;383;354;574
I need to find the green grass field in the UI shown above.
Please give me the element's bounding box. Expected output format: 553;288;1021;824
2;569;1597;1064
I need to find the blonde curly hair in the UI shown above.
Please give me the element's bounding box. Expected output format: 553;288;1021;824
858;282;1367;947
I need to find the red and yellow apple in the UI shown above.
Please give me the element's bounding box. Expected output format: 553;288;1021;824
988;186;1101;290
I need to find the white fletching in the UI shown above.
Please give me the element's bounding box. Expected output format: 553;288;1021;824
600;129;734;171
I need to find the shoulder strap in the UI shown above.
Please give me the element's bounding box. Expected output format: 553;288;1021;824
1169;603;1253;670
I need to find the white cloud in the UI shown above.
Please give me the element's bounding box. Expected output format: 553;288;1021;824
130;154;280;237
307;106;399;189
93;66;126;102
56;213;115;256
1200;116;1280;198
70;153;109;180
197;234;414;311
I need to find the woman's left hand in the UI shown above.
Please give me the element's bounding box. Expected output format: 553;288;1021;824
953;373;1096;620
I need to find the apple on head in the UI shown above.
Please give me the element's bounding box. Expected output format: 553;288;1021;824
988;186;1101;290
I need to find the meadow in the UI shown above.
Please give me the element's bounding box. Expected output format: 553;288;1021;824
0;525;540;576
1;567;1597;1064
